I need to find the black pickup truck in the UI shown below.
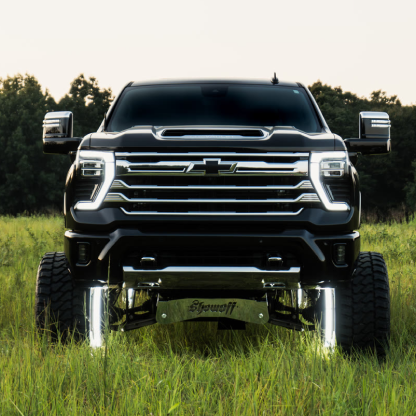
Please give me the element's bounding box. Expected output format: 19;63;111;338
35;77;391;353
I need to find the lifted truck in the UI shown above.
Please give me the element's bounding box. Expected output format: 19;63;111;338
36;77;391;353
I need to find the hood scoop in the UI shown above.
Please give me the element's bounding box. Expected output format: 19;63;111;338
160;128;268;140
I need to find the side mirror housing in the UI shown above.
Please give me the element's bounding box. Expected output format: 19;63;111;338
42;111;81;154
344;111;391;155
359;111;390;139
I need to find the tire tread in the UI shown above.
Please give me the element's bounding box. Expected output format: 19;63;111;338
35;252;88;341
336;251;390;355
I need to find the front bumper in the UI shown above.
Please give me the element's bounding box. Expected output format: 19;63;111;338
67;206;360;233
64;227;360;289
123;265;301;290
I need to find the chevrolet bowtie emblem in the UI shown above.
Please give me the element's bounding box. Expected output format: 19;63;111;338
187;159;236;175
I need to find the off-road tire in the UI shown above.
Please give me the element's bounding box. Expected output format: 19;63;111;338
336;251;390;355
35;252;88;341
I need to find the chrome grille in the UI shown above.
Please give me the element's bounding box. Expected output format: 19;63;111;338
105;152;320;215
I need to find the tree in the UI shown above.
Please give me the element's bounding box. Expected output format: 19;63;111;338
309;82;416;212
0;74;61;213
58;74;113;137
0;74;113;214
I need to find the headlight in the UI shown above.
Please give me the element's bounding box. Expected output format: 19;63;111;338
74;151;115;211
310;152;350;211
320;160;346;177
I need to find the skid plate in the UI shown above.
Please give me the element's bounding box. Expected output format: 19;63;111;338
156;298;269;324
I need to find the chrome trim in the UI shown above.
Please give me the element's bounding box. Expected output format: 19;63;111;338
298;194;320;202
43;119;61;128
43;111;73;139
106;151;318;216
268;257;283;263
322;288;336;349
127;288;135;309
123;265;301;290
124;265;301;274
111;179;314;191
89;287;107;348
75;151;115;211
371;120;390;126
116;159;308;176
359;111;390;139
310;152;349;212
153;126;271;140
120;207;304;216
141;257;156;262
105;192;319;204
115;152;309;158
135;282;160;288
263;282;286;288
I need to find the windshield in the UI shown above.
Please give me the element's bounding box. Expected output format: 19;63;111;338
107;84;322;133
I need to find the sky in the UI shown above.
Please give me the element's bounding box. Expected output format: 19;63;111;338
1;0;415;105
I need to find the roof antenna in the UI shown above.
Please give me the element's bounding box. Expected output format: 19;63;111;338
271;72;279;85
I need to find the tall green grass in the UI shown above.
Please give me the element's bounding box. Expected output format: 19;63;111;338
1;216;416;415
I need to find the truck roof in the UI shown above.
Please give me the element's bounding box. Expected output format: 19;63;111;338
130;79;301;88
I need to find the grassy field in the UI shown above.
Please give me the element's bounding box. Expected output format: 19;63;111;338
1;216;416;415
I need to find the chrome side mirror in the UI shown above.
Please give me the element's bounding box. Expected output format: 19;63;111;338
42;111;81;154
344;111;391;155
359;111;390;139
43;111;73;139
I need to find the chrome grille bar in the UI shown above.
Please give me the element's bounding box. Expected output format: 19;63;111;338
116;152;309;157
105;193;320;203
110;179;314;190
120;207;305;216
116;160;308;176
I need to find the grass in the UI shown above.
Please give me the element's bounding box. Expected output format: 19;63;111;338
1;216;416;415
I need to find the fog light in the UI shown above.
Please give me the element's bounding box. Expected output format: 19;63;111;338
78;242;90;264
334;244;346;265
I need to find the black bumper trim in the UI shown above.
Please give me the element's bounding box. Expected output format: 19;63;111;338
64;228;360;286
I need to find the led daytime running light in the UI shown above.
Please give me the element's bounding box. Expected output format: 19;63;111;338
75;151;115;211
310;152;350;212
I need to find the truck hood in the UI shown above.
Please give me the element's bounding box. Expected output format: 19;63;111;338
81;126;346;152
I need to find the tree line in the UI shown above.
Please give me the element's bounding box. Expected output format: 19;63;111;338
0;74;415;217
0;74;112;214
310;82;416;218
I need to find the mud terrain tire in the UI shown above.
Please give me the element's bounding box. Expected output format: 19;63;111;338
336;251;390;355
35;252;88;341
